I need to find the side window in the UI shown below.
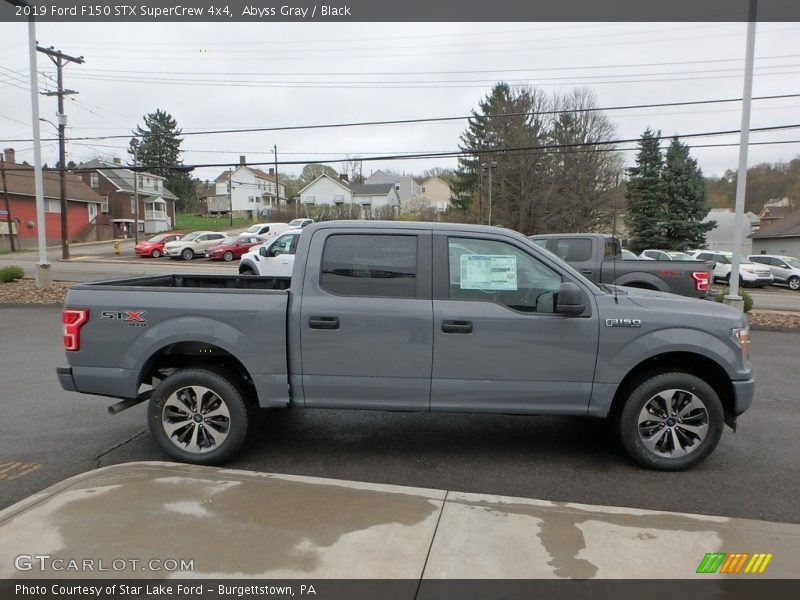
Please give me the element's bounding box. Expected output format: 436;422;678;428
448;237;562;314
269;234;295;257
555;238;592;262
320;234;418;298
196;235;207;241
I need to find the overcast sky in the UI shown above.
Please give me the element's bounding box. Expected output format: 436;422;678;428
1;21;799;184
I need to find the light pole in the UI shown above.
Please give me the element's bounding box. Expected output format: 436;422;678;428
130;138;139;244
11;0;52;287
725;0;757;311
482;161;497;226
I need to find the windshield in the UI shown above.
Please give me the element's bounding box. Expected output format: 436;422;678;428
244;225;262;233
784;257;800;269
180;232;201;241
219;237;237;245
288;219;306;227
147;235;166;243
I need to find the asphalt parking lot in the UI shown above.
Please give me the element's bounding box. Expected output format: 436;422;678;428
0;305;798;523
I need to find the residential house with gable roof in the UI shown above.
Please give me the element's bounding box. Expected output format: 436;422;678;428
78;158;177;239
297;173;400;219
206;156;287;218
364;169;418;204
1;147;104;250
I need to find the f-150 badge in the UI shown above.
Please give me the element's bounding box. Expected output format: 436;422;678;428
605;318;642;327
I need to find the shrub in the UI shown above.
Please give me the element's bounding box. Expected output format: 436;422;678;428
0;265;25;283
713;289;753;313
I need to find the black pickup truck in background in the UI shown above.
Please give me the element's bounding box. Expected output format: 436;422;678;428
529;233;713;298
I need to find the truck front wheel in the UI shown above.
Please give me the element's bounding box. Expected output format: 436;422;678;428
618;371;724;471
148;368;249;465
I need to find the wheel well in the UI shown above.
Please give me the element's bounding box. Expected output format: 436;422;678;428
609;352;734;421
139;342;255;397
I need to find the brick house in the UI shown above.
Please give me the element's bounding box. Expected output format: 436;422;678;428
77;158;178;239
0;148;104;251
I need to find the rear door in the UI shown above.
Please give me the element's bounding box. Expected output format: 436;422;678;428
299;228;433;410
431;232;598;414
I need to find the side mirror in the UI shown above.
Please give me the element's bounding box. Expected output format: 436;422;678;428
259;247;268;257
556;282;586;316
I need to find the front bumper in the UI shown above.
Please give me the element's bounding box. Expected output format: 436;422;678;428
164;247;182;256
731;378;755;415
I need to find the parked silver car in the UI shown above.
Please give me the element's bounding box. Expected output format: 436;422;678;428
748;254;800;291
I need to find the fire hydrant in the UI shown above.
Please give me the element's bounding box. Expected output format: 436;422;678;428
113;241;120;255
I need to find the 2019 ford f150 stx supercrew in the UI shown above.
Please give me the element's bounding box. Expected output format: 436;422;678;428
57;222;754;470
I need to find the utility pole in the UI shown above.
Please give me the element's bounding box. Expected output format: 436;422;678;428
38;45;84;260
482;161;497;226
228;167;233;226
131;139;139;244
272;144;279;214
1;156;15;252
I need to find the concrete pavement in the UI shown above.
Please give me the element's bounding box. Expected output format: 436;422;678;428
0;461;797;579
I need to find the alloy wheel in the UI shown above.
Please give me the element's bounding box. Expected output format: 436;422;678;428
161;385;231;454
637;388;709;458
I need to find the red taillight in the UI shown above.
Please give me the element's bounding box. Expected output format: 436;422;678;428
692;272;710;292
63;309;89;351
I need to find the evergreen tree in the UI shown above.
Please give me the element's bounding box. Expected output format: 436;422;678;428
129;109;194;211
661;137;715;250
624;129;666;253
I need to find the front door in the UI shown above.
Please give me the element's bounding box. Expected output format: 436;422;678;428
431;233;599;414
88;203;98;223
260;231;300;277
299;229;433;410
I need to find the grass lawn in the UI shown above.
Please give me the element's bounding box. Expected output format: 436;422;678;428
175;213;253;232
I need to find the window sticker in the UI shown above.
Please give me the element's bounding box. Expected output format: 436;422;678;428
460;254;517;290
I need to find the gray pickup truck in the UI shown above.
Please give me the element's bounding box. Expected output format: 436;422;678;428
529;233;714;298
58;221;753;471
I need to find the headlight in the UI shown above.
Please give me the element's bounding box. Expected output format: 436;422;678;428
732;326;750;362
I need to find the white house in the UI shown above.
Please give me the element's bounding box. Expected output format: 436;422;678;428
364;169;418;203
207;157;287;217
297;174;400;219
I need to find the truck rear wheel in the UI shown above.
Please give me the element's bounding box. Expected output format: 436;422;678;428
148;368;249;465
618;371;724;471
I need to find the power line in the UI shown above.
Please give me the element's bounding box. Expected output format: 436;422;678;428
9;123;800;172
3;93;800;144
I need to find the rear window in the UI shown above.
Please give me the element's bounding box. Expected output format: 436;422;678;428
320;234;418;298
555;238;592;262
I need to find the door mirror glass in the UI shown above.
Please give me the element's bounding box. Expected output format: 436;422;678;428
259;247;268;257
556;282;586;316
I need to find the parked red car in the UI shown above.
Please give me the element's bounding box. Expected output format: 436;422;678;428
134;233;183;258
205;236;263;261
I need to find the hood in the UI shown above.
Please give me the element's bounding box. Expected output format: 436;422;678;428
619;287;744;322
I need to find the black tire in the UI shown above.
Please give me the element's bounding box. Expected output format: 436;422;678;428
618;371;724;471
181;248;194;261
239;266;256;275
151;249;161;258
788;276;800;291
223;251;234;262
148;368;250;465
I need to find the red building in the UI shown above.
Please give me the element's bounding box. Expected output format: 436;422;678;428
1;148;104;251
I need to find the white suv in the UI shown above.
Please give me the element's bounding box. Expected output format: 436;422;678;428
238;229;302;277
690;250;773;287
748;254;800;291
164;231;227;260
